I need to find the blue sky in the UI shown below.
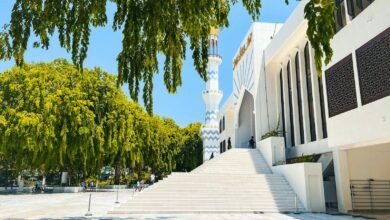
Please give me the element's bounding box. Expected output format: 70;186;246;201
0;0;298;127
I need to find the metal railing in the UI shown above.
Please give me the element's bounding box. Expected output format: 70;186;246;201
350;179;390;210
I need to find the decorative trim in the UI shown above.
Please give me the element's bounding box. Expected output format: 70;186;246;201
207;70;219;80
233;33;253;69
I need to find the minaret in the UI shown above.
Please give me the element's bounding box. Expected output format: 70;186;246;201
201;27;223;162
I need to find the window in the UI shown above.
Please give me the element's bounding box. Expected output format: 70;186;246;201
347;0;375;19
287;61;295;146
219;119;222;133
304;43;317;141
279;69;287;148
223;116;225;131
356;27;390;105
318;77;328;138
295;52;304;144
334;0;347;33
325;54;357;117
220;140;226;153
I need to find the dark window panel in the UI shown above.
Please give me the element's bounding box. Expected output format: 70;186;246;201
318;77;328;138
356;27;390;105
223;116;225;131
287;61;295;147
325;54;358;117
280;69;287;148
295;52;305;144
304;43;317;141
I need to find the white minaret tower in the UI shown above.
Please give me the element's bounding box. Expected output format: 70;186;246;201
201;27;223;162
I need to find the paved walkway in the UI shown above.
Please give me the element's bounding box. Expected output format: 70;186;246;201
0;190;368;219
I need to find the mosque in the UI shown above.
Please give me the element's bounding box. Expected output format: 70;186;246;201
109;0;389;215
202;0;390;213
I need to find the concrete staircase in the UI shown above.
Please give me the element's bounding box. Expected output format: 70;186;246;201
109;148;304;214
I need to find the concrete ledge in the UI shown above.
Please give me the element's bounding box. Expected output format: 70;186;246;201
272;163;325;212
103;185;128;189
258;137;286;167
52;186;84;193
0;186;33;192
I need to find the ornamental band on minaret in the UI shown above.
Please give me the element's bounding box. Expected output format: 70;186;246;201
201;27;223;162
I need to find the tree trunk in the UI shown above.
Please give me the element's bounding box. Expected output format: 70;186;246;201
114;165;121;185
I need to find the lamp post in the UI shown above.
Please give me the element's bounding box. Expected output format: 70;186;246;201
85;193;93;216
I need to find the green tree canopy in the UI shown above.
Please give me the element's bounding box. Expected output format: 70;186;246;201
0;59;132;176
0;59;203;184
0;0;335;114
175;123;203;172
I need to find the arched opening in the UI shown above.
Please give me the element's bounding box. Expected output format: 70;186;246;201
236;90;256;148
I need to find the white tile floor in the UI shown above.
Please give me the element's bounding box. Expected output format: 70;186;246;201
0;190;367;219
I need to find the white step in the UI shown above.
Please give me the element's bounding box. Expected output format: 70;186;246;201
109;148;304;214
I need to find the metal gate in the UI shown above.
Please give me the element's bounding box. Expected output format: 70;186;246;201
350;179;390;210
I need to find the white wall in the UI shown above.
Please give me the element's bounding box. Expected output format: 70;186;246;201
286;139;329;159
333;142;390;213
258;137;286;167
265;0;308;64
257;138;325;213
328;97;390;148
219;109;234;147
347;143;390;180
272;163;326;212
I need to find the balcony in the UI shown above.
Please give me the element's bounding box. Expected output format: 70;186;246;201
208;53;222;59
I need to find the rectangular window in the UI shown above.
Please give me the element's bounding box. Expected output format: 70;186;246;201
295;53;304;144
318;77;328;138
347;0;375;19
287;61;295;147
304;43;317;141
279;70;287;148
334;0;347;33
223;116;225;131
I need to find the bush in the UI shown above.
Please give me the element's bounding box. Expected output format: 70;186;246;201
261;117;282;140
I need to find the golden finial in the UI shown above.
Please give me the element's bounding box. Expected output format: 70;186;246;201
210;26;218;36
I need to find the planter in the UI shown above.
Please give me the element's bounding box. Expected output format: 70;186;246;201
258;136;286;167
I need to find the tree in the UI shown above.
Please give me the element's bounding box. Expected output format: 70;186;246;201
0;0;335;114
0;59;206;185
175;123;203;172
0;59;139;181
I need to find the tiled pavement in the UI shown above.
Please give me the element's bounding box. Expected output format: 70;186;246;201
0;190;369;219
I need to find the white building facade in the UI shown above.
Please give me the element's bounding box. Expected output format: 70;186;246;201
218;0;390;213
